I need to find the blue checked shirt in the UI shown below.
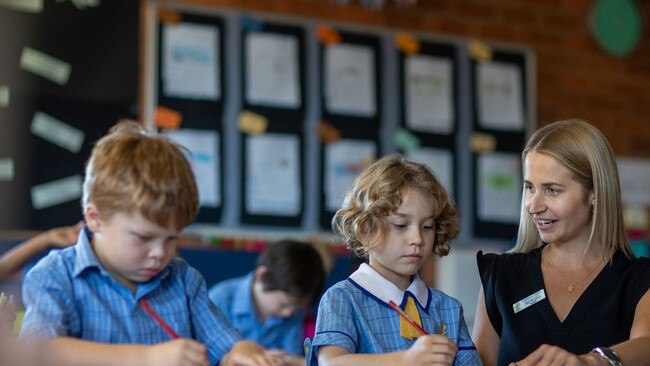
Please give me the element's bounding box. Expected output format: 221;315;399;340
208;272;305;355
309;263;481;365
20;227;242;365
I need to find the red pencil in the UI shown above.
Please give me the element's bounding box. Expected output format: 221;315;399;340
388;300;427;336
139;299;180;339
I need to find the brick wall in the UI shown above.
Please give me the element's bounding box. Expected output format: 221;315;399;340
177;0;650;157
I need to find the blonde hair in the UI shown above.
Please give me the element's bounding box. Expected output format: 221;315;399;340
332;153;459;259
511;119;632;260
82;120;199;230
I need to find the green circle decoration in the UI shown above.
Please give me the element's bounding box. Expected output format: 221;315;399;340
590;0;643;57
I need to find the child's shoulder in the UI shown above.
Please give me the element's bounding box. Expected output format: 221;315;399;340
24;246;76;283
323;278;359;297
428;287;463;309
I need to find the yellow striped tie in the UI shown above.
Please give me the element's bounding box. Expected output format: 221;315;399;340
399;296;423;340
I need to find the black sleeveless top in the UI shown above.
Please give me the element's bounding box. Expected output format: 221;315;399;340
477;247;650;366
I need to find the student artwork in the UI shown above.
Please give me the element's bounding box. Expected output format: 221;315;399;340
165;129;221;208
404;54;454;134
245;31;301;108
162;22;220;101
477;61;524;131
477;152;521;223
324;140;376;212
245;133;301;216
323;43;376;117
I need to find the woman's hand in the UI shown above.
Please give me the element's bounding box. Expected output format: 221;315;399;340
509;344;609;366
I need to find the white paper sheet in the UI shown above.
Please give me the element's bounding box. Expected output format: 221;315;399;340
0;0;43;13
0;158;14;181
407;147;454;198
31;111;85;153
245;32;300;108
31;175;83;210
20;47;71;85
618;157;650;206
162;23;220;100
324;43;376;117
477;152;521;223
477;61;524;131
405;55;453;134
0;85;9;108
165;129;220;208
245;133;301;216
324;139;377;211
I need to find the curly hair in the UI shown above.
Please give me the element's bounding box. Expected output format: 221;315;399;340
332;153;459;259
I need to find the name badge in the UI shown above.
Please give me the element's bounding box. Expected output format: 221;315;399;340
512;289;546;314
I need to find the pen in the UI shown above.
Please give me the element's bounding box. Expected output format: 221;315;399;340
139;299;180;339
388;300;427;336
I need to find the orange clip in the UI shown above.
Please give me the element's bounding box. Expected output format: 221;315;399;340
395;32;420;54
316;24;341;45
154;106;182;130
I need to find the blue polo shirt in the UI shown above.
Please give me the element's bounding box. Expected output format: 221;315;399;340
208;272;305;355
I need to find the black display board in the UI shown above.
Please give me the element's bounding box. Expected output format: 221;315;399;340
470;50;528;239
318;30;382;230
239;19;306;227
156;13;225;223
396;39;459;202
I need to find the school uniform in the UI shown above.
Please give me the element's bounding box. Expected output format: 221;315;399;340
208;272;305;355
309;263;480;365
20;227;242;365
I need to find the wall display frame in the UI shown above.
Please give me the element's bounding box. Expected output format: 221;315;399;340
317;28;382;230
239;17;306;227
141;1;536;243
397;39;459;202
156;12;226;223
470;49;530;239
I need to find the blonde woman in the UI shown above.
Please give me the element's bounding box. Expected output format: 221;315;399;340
473;119;650;366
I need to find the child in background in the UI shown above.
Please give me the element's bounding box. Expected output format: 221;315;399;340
209;239;326;366
20;120;281;366
309;154;480;365
0;222;82;280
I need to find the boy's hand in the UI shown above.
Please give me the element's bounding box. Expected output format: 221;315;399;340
221;340;283;366
402;334;458;366
147;338;210;366
45;222;83;248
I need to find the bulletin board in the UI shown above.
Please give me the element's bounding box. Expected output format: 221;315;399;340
4;1;141;230
141;1;536;245
470;49;529;239
156;12;225;223
239;17;306;227
396;38;460;203
317;28;382;230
